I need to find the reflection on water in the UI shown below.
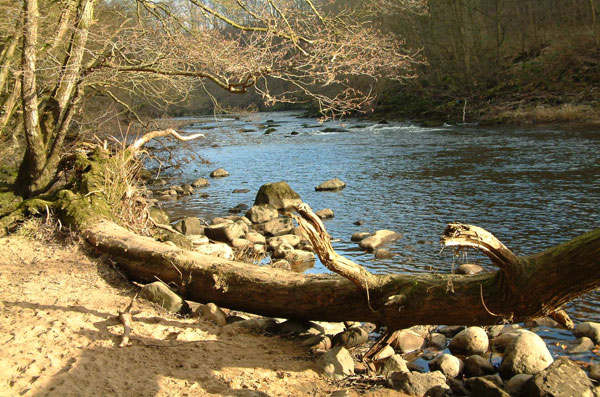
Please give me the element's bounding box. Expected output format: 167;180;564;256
150;112;600;330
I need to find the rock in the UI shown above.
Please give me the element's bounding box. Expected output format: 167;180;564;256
288;254;315;273
245;231;266;245
427;333;447;350
270;259;291;270
211;217;234;225
387;370;450;396
267;234;301;250
204;222;245;243
210;168;229;177
318;346;354;380
359;230;402;251
194;243;234;259
254;181;302;210
273;242;294;259
353;220;364;225
466;375;508;397
152;178;167;186
181;184;194;194
525;316;561;328
449;326;489;355
231;238;252;249
574;321;600;343
372;345;396;361
590;364;600;381
140;282;189;314
564;336;595;353
175;216;205;235
226;317;279;334
351;232;371;242
189;235;209;246
378;354;409;378
499;330;553;378
315;178;346;191
332;327;369;348
232;188;250;193
234;220;249;235
429;354;464;378
245;204;278;224
505;374;533;396
263;217;294;237
302;335;332;352
191;177;209;188
315;208;334;219
524;357;593;397
464;355;496;378
491;329;528;352
390;329;425;353
322;127;348;133
147;207;170;225
196;303;227;326
170;185;184;195
437;325;465;337
455;263;484;275
278;319;314;336
374;248;394;259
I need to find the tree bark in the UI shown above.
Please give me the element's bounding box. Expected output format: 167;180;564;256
81;215;600;330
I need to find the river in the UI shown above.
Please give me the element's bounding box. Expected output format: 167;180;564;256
149;111;600;359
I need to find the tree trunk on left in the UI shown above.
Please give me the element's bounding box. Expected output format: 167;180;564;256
15;0;48;198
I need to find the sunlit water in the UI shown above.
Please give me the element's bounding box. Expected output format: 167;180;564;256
148;111;600;361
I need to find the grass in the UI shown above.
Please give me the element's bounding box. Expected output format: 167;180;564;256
496;104;600;124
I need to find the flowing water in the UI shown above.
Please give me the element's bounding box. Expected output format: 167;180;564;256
149;111;600;360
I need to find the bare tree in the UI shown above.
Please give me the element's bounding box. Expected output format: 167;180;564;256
1;0;422;197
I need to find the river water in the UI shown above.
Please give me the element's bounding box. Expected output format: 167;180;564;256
150;111;599;358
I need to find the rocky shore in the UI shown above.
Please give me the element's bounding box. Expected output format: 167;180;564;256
140;171;600;396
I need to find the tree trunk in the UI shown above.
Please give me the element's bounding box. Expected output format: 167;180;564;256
82;216;600;330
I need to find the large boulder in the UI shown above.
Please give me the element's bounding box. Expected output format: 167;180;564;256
245;204;278;224
449;326;489;355
387;370;450;396
499;330;553;378
315;178;346;191
523;357;593;397
204;222;245;243
318;346;354;380
254;181;302;210
140;282;189;314
359;230;402;251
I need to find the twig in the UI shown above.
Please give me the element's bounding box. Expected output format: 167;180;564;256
118;292;138;347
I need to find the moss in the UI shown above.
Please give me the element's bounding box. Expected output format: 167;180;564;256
153;230;193;250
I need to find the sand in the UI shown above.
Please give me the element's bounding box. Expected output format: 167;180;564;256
0;233;411;397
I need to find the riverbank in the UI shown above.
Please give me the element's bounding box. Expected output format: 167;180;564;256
2;228;401;396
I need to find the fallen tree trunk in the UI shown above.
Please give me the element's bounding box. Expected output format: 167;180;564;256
5;133;598;330
83;216;600;330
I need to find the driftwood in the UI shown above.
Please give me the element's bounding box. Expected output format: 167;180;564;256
83;207;600;330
